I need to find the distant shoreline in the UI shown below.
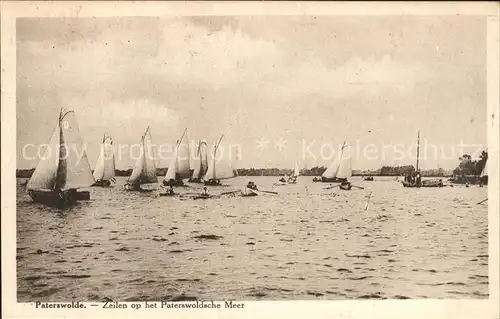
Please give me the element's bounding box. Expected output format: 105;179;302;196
15;167;454;178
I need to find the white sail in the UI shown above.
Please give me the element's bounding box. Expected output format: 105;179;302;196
164;147;178;181
128;128;157;185
191;140;208;179
292;162;300;177
57;111;95;190
176;130;191;179
322;141;350;180
204;154;216;181
142;129;158;184
204;139;236;181
336;144;352;180
93;135;115;182
322;153;341;179
481;159;488;177
103;146;116;181
128;140;145;185
27;125;60;191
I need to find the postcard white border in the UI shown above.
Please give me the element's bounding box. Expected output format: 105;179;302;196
1;2;499;319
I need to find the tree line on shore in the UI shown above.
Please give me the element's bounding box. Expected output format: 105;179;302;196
15;150;487;179
13;165;454;178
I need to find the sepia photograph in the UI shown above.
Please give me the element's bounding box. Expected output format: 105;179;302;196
1;1;499;318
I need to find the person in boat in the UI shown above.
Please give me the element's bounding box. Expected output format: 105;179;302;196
246;181;258;191
167;186;175;195
340;180;352;190
416;171;422;186
201;187;210;196
279;177;286;183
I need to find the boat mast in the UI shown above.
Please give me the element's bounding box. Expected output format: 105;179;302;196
335;140;347;176
177;128;187;147
416;131;420;171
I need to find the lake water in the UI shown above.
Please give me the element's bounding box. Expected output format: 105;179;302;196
16;176;489;301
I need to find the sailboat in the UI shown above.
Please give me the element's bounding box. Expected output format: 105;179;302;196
124;127;158;191
321;140;351;183
163;128;191;187
92;133;116;187
188;140;208;183
479;158;488;186
402;131;443;188
203;134;237;186
288;162;300;184
26;108;95;207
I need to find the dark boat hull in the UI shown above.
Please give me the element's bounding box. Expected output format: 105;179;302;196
363;177;374;181
163;179;186;187
159;192;178;197
402;180;444;188
91;180;112;187
191;194;220;200
28;189;90;207
188;177;204;183
321;177;347;183
204;179;221;186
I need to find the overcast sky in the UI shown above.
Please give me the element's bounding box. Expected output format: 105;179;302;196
16;16;487;170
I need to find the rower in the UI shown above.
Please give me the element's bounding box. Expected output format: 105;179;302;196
341;180;350;187
246;181;258;191
168;186;175;195
201;187;210;196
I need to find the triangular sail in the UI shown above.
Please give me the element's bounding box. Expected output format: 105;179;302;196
335;143;352;180
481;159;488;177
164;147;178;181
321;141;350;180
60;111;95;190
191;140;208;179
176;129;191;179
204;144;217;181
128;128;157;185
141;128;158;184
94;134;116;182
128;141;145;185
292;162;300;177
322;151;342;179
203;136;236;181
27;124;60;191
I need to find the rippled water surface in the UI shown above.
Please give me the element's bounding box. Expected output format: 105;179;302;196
16;176;489;301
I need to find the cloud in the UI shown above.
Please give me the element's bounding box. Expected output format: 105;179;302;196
16;16;486;170
153;19;282;88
